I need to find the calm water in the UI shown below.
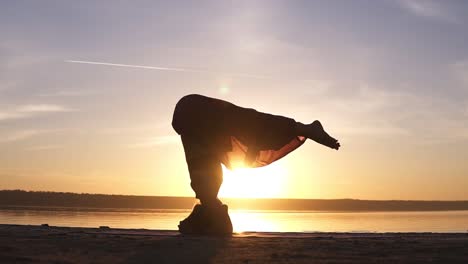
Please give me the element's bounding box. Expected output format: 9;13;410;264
1;207;468;233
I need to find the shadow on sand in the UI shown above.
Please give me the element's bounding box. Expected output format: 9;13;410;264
125;234;229;264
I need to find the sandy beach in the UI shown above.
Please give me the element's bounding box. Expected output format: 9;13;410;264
1;224;468;263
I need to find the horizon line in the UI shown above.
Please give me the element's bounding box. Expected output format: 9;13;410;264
2;190;468;202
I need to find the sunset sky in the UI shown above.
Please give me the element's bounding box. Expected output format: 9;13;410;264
1;1;468;200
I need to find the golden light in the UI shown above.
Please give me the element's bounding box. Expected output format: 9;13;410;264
219;85;229;95
229;210;282;232
218;162;288;198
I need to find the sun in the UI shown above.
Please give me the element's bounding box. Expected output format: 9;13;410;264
218;161;288;198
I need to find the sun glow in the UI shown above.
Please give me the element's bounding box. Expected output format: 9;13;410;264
218;162;288;198
230;210;282;232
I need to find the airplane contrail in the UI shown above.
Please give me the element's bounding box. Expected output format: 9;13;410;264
65;60;203;73
65;60;271;79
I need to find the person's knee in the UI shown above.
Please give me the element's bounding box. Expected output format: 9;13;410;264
172;94;205;133
175;94;204;111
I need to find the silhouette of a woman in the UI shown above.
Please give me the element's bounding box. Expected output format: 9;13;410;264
172;94;340;234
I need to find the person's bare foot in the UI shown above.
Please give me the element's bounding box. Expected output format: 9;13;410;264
307;120;340;150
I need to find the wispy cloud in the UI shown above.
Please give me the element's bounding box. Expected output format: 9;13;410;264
339;122;410;137
396;0;458;23
38;90;99;97
297;81;468;144
0;130;46;143
26;144;64;151
96;123;168;135
127;135;180;148
18;104;71;113
0;104;74;122
0;111;22;121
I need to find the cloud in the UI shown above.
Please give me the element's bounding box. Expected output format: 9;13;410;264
0;128;67;144
0;111;22;121
339;122;410;137
317;84;416;136
38;90;100;97
297;81;468;144
26;145;64;151
396;0;458;23
127;135;180;148
0;104;74;122
18;104;72;113
0;130;46;143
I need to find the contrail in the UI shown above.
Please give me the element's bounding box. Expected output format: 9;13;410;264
65;60;271;79
65;60;203;73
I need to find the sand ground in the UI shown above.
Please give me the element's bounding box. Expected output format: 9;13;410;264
1;224;468;263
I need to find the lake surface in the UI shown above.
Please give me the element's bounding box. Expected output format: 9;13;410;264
1;207;468;233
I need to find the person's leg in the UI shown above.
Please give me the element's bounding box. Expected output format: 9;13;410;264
179;135;232;234
181;135;223;206
296;120;341;150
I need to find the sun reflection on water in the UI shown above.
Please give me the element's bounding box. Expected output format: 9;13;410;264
2;208;468;233
230;210;283;233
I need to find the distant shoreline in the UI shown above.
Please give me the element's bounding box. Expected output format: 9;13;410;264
2;190;468;211
2;205;468;214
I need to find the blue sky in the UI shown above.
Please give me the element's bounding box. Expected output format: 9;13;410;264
1;0;468;199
